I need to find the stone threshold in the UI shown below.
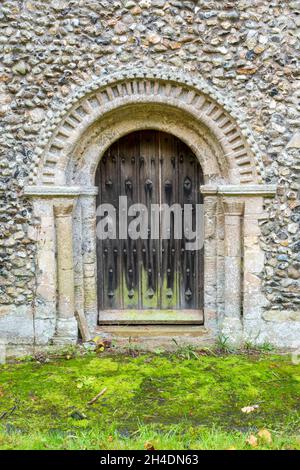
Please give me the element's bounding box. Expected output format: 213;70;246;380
96;325;209;337
99;309;204;324
95;325;214;350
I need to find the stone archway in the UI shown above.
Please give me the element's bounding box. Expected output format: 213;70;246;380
24;68;276;347
28;67;264;186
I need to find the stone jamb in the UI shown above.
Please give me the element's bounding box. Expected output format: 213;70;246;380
200;184;277;345
31;198;57;345
26;193;82;345
222;197;244;346
202;194;218;338
242;196;267;342
80;194;98;330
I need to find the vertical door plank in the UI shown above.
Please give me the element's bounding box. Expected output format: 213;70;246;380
178;140;202;309
139;131;160;309
97;142;121;310
159;132;179;309
119;133;140;309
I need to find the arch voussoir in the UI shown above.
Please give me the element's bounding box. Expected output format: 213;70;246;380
29;67;264;186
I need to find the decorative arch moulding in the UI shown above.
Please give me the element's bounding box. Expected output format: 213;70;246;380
27;66;266;187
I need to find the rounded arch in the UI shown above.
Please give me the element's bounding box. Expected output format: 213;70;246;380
29;67;264;186
67;104;226;186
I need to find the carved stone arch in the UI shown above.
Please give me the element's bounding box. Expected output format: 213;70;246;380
67;104;227;186
28;67;264;186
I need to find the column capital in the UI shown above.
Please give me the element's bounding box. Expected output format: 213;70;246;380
204;194;218;213
222;198;244;216
54;200;75;217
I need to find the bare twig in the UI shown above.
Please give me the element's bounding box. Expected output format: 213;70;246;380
87;387;107;405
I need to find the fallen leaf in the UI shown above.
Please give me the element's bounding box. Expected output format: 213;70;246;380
93;336;111;353
241;404;259;413
226;446;236;450
257;428;272;444
93;335;102;343
246;434;258;448
144;441;155;450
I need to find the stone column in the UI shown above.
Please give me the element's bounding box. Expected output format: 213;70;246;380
81;195;98;331
216;201;225;318
221;198;244;345
202;193;218;336
53;199;78;344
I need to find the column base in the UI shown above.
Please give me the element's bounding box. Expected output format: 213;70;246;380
221;316;243;347
53;318;78;345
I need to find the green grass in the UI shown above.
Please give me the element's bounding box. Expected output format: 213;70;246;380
0;351;299;450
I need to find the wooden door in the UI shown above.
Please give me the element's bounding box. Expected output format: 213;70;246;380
96;130;204;324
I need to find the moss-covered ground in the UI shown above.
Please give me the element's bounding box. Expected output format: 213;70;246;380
0;350;299;450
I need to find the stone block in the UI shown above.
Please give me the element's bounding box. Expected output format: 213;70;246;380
0;305;34;345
